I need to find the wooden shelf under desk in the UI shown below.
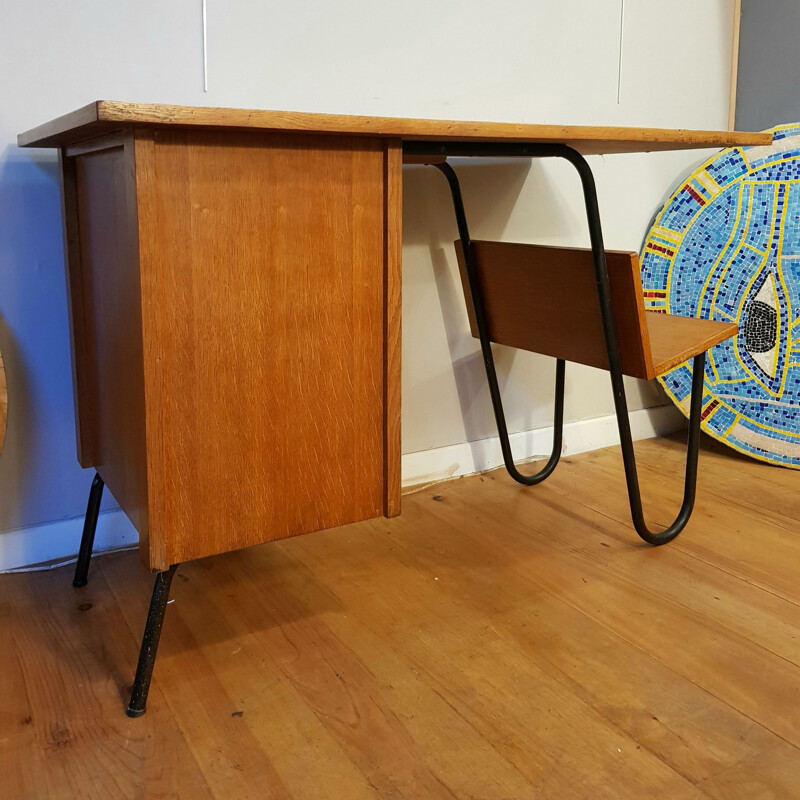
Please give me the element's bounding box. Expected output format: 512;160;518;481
455;240;738;381
645;312;737;378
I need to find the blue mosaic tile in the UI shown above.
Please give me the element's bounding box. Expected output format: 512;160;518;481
640;124;800;468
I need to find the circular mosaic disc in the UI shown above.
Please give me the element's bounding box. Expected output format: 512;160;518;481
641;124;800;468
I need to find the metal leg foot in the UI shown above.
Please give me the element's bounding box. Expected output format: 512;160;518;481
619;352;706;545
126;564;178;718
72;472;105;588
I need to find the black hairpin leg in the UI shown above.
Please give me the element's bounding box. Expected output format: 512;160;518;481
566;148;705;545
422;143;705;544
73;472;105;587
126;563;178;718
73;472;176;716
434;161;564;485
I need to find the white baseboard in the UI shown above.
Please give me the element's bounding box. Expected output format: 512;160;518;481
0;404;682;572
401;404;684;488
0;509;138;573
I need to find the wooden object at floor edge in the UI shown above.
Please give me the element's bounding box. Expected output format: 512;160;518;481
57;126;402;571
0;348;5;454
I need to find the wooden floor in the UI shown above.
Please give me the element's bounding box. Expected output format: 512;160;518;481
3;436;800;799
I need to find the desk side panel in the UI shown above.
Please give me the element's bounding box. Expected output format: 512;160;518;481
136;129;391;567
383;140;402;518
60;150;97;467
62;136;150;546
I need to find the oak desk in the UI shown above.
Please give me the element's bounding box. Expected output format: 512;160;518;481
18;102;770;714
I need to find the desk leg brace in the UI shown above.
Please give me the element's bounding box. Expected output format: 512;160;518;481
422;143;706;545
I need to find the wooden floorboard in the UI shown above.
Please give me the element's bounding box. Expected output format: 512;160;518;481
1;436;800;798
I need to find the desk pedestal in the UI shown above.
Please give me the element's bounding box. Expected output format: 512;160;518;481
61;128;402;571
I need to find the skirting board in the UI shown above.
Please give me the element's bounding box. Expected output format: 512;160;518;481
401;404;685;488
0;404;682;572
0;509;138;574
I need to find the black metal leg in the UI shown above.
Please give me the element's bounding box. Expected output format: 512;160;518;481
563;148;704;545
434;161;564;485
126;564;178;718
415;142;706;544
73;472;105;588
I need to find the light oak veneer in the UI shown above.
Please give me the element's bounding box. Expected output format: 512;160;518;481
19;100;771;153
51;127;402;570
456;240;738;380
3;438;800;798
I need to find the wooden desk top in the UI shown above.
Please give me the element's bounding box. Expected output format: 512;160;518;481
18;101;771;154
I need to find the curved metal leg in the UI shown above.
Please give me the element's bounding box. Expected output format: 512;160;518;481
73;472;105;587
126;564;178;718
413;143;707;543
434;161;564;485
560;146;704;545
497;358;564;485
622;352;705;545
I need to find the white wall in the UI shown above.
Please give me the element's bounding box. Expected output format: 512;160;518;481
0;0;736;567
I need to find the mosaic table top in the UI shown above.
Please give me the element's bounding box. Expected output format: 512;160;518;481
641;124;800;468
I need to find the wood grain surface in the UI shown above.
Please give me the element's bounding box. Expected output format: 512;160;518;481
646;311;738;375
456;240;737;379
456;240;652;377
18;100;772;153
2;436;800;798
383;140;403;518
0;348;5;454
59;147;98;467
63;135;151;545
134;130;395;568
